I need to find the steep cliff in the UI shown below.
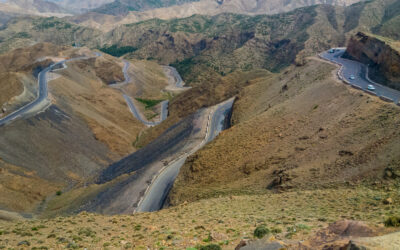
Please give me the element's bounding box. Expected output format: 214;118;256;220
346;32;400;89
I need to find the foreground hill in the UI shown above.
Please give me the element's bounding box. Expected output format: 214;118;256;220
0;174;399;248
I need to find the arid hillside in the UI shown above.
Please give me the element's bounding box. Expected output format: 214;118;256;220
0;43;173;214
0;184;399;249
168;57;400;206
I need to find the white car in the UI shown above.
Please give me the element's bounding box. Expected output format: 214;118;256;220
367;85;376;91
349;75;355;80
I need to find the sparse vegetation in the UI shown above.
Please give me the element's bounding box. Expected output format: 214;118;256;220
33;17;73;30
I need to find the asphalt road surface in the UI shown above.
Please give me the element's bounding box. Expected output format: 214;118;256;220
136;98;235;212
0;59;75;126
163;66;184;88
117;61;170;126
321;48;400;103
0;53;102;126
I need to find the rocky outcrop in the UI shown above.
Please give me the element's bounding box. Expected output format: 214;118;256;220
346;32;400;89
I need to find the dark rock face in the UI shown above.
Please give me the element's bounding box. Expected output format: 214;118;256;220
346;32;400;89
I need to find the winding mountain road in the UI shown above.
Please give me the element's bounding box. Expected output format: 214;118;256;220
321;48;400;103
0;54;97;127
136;98;235;212
163;66;184;88
113;61;186;126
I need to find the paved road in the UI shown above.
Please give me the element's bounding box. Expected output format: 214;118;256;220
136;98;235;212
0;57;86;126
321;48;400;103
114;61;170;126
163;66;184;88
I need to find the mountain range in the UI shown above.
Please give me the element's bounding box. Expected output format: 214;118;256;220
0;0;400;249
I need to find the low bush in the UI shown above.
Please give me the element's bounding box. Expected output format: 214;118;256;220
254;225;270;239
384;216;400;227
199;244;221;250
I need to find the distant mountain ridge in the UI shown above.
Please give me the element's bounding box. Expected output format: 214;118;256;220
92;0;201;16
0;0;70;16
45;0;114;13
71;0;365;31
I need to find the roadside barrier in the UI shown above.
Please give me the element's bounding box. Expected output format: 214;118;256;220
351;85;363;90
380;96;394;103
364;89;378;96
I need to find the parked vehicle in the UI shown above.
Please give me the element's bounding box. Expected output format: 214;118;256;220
329;49;335;53
349;75;355;80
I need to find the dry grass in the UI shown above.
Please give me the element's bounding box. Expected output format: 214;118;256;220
169;58;400;205
0;186;399;249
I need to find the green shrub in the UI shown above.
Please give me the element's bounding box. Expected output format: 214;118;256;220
254;225;270;239
202;233;212;242
200;244;221;250
135;98;164;109
384;216;400;227
56;190;62;196
99;45;137;57
78;227;96;237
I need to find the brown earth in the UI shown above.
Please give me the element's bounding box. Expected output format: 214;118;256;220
76;54;125;85
168;57;400;206
49;55;145;157
0;159;61;213
0;73;23;109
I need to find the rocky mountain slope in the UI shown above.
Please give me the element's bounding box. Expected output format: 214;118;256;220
46;0;114;13
92;0;200;16
0;15;101;53
71;0;364;31
346;32;400;89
